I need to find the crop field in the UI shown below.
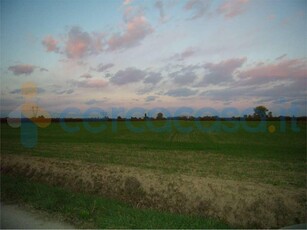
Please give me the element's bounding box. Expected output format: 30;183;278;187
1;120;306;228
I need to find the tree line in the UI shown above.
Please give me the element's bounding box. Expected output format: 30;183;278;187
1;106;306;123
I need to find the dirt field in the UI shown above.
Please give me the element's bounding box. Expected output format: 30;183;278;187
1;154;305;228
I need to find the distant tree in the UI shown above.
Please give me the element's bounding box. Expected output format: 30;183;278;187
268;111;273;118
253;106;269;118
180;115;187;120
156;112;164;120
117;116;122;120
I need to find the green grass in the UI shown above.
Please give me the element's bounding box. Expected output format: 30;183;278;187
1;120;306;187
1;174;230;229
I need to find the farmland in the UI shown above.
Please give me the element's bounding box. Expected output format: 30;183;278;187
1;120;306;228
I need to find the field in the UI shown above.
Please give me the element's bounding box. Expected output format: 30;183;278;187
1;120;306;228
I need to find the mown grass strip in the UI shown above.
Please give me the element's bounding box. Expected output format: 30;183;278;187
1;174;230;229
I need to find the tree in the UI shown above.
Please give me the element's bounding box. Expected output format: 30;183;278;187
156;112;164;120
268;111;273;118
253;106;268;118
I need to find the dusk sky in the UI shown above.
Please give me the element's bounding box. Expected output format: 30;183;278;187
1;0;306;118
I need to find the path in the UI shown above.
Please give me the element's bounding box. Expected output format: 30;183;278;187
0;203;74;229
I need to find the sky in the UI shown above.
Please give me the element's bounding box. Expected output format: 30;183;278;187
1;0;306;118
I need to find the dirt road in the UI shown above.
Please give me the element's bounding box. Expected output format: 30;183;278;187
0;202;74;229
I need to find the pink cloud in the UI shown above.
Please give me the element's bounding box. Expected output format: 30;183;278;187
42;35;59;52
77;79;108;88
8;64;35;75
239;58;307;80
217;0;249;19
42;6;151;58
65;27;104;59
123;0;133;5
42;27;104;59
108;15;153;51
85;79;108;88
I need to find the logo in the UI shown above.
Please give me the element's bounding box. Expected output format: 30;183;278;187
7;82;51;148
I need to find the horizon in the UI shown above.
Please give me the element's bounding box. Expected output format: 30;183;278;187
2;105;304;119
1;0;306;118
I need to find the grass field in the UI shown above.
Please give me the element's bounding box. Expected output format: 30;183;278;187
1;120;306;187
1;120;306;228
1;174;229;229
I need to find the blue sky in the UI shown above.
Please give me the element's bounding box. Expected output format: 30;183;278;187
1;0;306;117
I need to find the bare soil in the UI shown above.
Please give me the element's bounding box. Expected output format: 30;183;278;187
1;154;306;228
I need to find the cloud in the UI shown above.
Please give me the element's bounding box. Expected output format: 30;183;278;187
40;68;48;72
42;35;59;52
72;78;108;88
8;64;35;75
143;72;162;84
54;88;74;95
123;0;133;5
184;0;212;20
10;87;45;94
238;58;307;82
108;15;153;51
217;0;249;19
175;72;197;85
94;63;114;72
66;89;74;94
201;85;256;102
137;84;155;95
42;5;152;57
111;67;146;85
155;0;166;22
85;99;99;105
64;26;104;59
80;73;93;79
200;57;246;85
202;79;305;106
275;54;287;60
200;58;307;107
170;47;196;61
165;87;198;97
170;68;197;85
105;73;112;78
79;79;108;88
145;95;157;102
85;98;108;105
